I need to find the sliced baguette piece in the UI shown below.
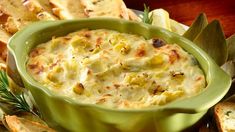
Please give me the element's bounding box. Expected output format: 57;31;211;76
49;0;87;19
214;102;235;132
80;0;129;19
23;0;58;20
5;115;56;132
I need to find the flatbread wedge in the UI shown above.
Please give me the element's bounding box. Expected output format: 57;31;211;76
5;115;56;132
49;0;87;19
80;0;129;19
0;0;38;33
23;0;58;20
49;0;130;20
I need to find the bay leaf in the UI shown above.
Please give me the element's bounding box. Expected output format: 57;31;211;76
194;20;227;66
183;13;208;41
227;34;235;61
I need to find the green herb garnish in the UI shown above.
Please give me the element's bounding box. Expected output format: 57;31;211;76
142;4;153;24
0;70;35;115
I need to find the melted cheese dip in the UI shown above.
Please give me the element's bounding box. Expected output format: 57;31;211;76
27;29;206;109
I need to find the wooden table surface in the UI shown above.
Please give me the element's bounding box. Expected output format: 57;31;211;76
124;0;235;37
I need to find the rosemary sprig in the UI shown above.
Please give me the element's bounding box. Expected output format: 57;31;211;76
0;70;36;115
142;4;153;24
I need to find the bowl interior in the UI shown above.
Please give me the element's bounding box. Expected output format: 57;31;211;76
8;18;231;113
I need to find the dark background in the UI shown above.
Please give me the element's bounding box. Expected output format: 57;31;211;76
124;0;235;37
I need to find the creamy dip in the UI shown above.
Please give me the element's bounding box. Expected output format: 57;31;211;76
27;29;206;109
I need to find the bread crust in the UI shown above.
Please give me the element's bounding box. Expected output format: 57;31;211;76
0;11;9;25
0;0;38;33
49;0;87;19
0;27;10;44
23;0;58;20
5;115;56;132
0;27;10;62
214;102;235;132
80;0;129;19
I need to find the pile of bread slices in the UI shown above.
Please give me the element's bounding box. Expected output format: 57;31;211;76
0;0;140;66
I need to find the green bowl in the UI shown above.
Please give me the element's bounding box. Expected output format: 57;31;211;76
8;18;231;132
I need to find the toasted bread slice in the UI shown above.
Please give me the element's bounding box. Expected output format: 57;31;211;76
0;0;38;21
5;115;56;132
4;17;18;34
0;59;6;71
0;27;10;44
214;102;235;132
23;0;58;20
0;0;38;33
4;16;34;34
49;0;87;19
0;11;9;25
80;0;129;19
0;42;7;63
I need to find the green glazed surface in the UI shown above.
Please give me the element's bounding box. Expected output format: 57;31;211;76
8;18;231;132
